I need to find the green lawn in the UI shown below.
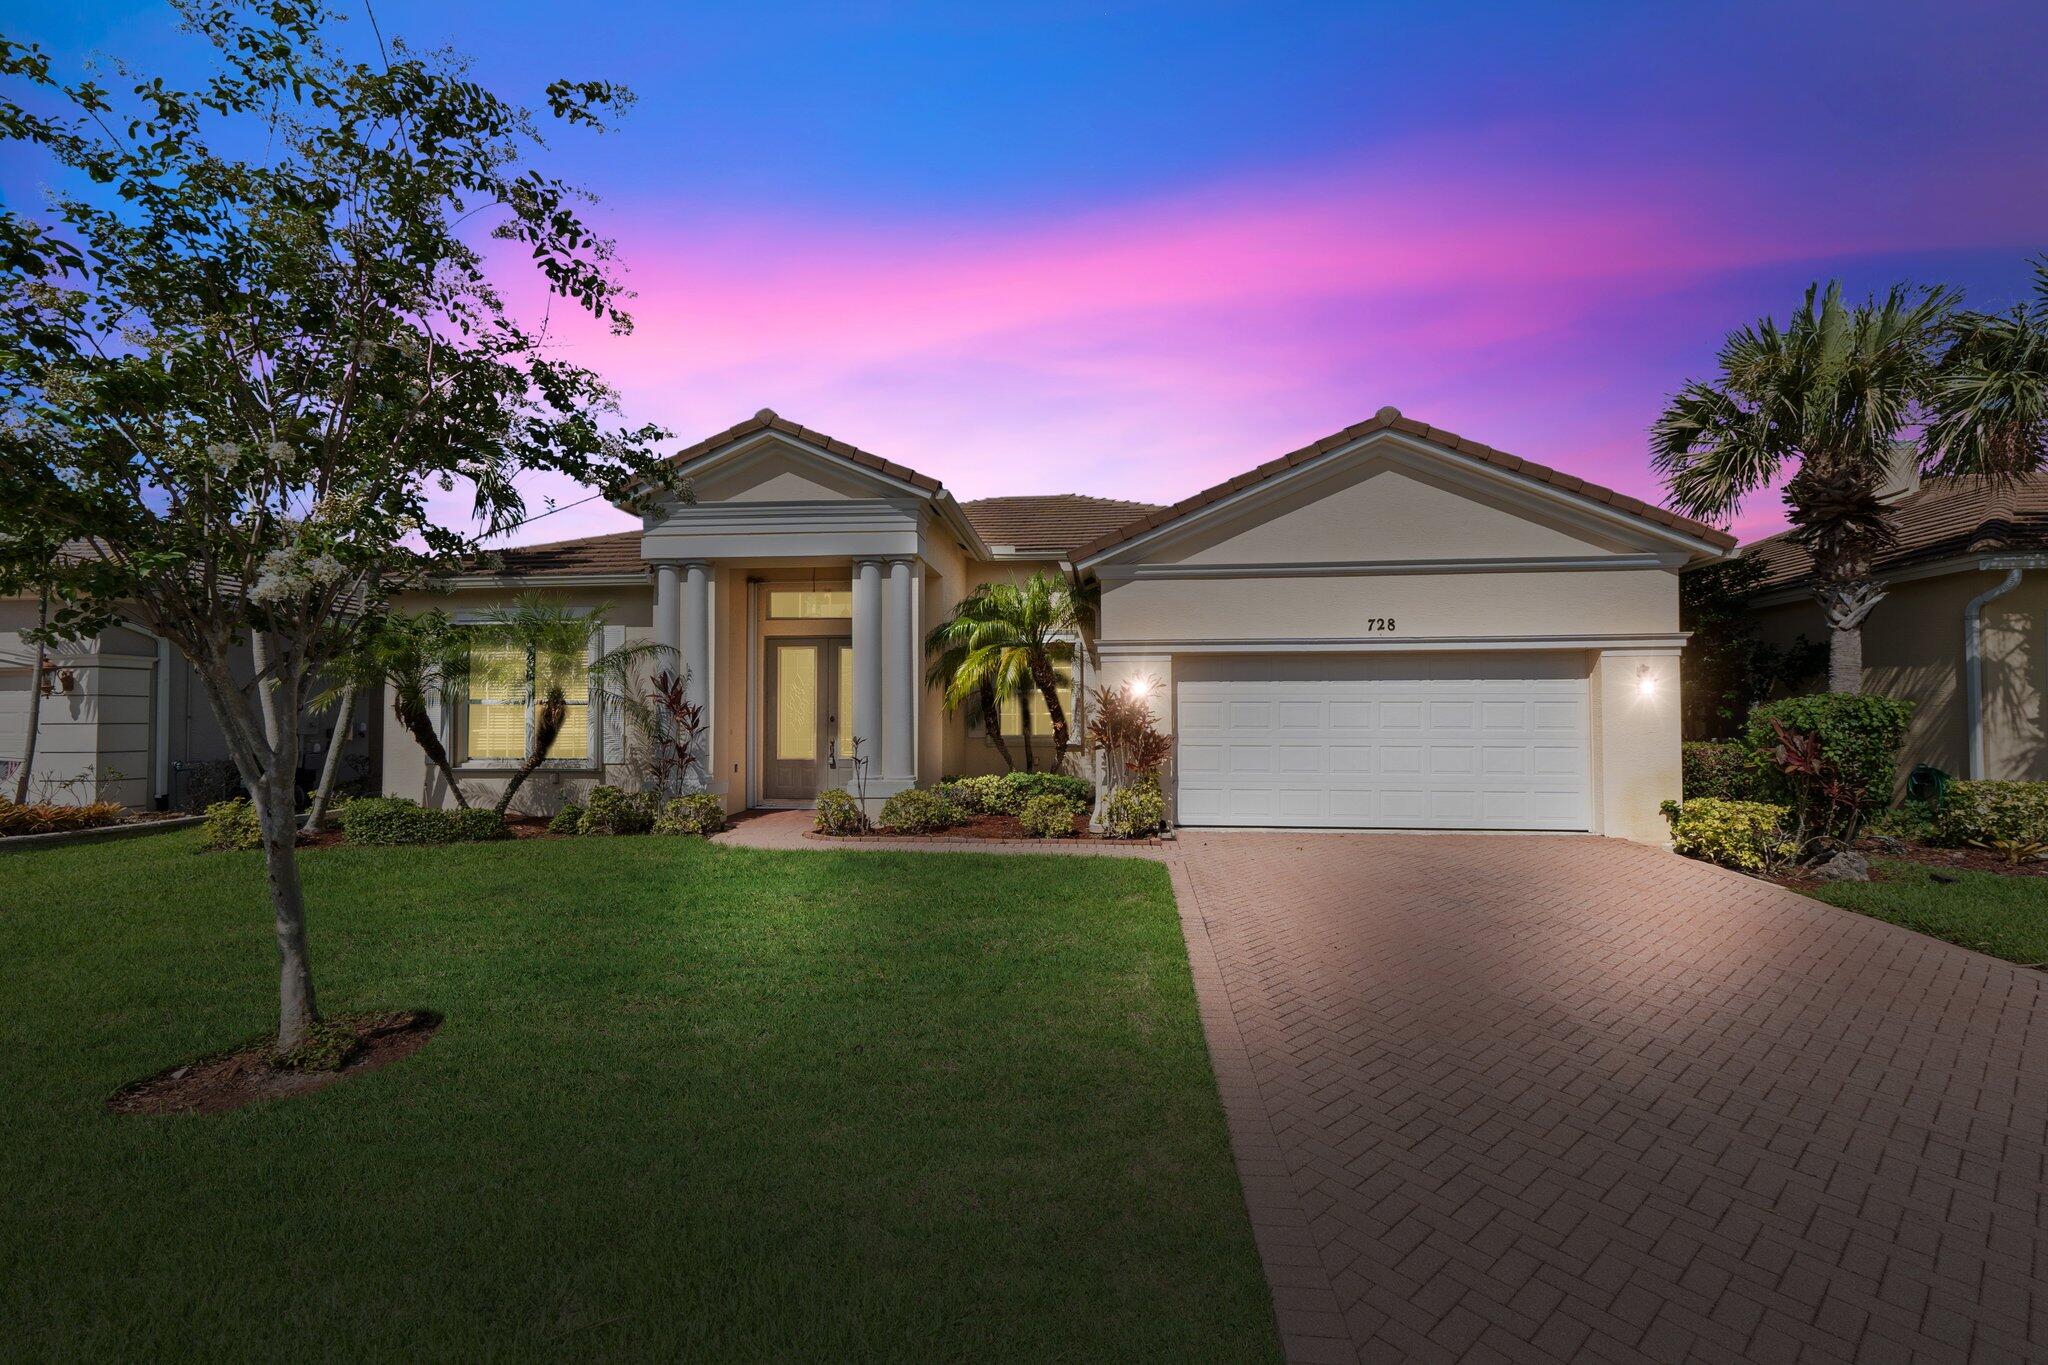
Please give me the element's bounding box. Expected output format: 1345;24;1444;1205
0;830;1276;1361
1808;858;2048;965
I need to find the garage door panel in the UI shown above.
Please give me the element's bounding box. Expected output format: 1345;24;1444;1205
1177;656;1590;830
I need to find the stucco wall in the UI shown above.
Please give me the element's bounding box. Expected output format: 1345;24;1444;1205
1753;568;2048;783
1590;651;1682;844
1099;568;1677;644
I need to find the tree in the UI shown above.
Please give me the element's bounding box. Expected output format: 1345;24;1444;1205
301;676;358;834
1926;255;2048;481
1652;283;1956;692
0;3;679;1049
923;607;1022;771
0;528;66;803
472;593;666;816
924;571;1081;770
319;609;473;808
1677;555;1825;738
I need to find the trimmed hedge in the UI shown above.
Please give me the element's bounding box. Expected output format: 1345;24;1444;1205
937;775;1011;815
578;786;657;836
339;796;506;846
201;798;262;850
547;802;585;835
1932;781;2048;848
1019;792;1081;838
878;787;960;835
814;787;865;835
1681;741;1754;801
1103;785;1166;839
1743;694;1912;814
654;793;726;836
1662;798;1794;873
1006;772;1092;808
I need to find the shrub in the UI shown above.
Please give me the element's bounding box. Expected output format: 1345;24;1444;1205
1005;771;1092;808
814;787;865;835
1743;694;1911;827
200;798;262;850
578;785;657;836
339;796;451;846
878;786;960;835
937;774;1009;815
0;797;126;838
654;792;726;836
1103;784;1166;838
1019;792;1081;838
1932;781;2048;850
1681;741;1754;801
1863;800;1936;843
547;802;585;835
450;808;509;842
1662;798;1795;873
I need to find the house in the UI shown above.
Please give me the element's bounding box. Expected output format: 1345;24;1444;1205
387;408;1730;843
0;594;379;810
1744;472;2048;784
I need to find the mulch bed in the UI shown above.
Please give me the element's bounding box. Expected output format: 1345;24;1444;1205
106;1010;440;1116
1770;838;2047;893
811;811;1160;843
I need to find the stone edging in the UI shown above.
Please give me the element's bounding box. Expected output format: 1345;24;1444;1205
0;814;206;853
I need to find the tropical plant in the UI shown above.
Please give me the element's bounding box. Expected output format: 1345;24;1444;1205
1653;283;1961;692
1926;256;2048;486
323;611;474;809
638;667;708;796
1019;792;1082;839
925;572;1083;770
1103;785;1167;839
1743;693;1911;830
0;5;679;1049
1084;677;1171;824
471;595;671;817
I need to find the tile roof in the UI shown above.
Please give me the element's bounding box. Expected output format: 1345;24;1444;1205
635;408;945;494
1743;475;2048;591
960;494;1165;555
1068;407;1737;563
470;530;646;578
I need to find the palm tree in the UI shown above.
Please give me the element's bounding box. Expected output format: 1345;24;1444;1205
323;610;474;808
1926;256;2048;483
924;571;1082;769
474;594;668;816
1652;282;1955;692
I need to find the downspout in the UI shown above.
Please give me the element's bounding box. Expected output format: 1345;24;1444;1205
153;634;173;808
1965;568;2025;779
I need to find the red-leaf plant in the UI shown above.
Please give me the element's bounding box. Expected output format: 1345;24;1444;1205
645;669;709;795
1767;717;1868;855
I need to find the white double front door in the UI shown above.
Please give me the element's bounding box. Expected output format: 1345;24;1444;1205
1174;655;1591;830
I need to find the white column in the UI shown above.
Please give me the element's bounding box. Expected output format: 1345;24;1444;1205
852;558;883;775
883;558;916;781
681;563;712;774
653;563;680;667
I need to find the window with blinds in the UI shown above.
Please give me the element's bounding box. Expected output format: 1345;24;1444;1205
462;639;593;764
994;664;1073;738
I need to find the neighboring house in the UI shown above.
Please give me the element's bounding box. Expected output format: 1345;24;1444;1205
1744;471;2048;784
389;407;1729;843
0;596;379;810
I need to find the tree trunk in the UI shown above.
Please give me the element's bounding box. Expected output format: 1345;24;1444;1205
12;585;47;804
980;677;1014;772
397;694;468;808
494;687;566;817
1018;700;1035;772
1028;651;1070;768
253;767;318;1051
303;679;358;834
1814;578;1883;695
1827;623;1864;694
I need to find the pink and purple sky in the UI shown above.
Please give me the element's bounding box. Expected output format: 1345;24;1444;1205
12;2;2048;546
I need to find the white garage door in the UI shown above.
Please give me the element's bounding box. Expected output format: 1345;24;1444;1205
1175;655;1590;830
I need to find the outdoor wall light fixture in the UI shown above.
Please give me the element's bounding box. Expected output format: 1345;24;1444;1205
1636;664;1657;698
1125;676;1152;700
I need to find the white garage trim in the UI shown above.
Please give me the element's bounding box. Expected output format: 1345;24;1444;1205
1174;654;1591;831
1103;633;1684;657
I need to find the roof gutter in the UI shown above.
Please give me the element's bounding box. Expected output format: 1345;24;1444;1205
1964;557;2048;779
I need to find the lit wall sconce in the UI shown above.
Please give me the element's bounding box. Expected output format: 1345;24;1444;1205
1636;664;1657;699
1125;675;1153;700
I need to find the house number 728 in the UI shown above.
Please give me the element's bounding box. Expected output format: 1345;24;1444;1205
1363;617;1396;631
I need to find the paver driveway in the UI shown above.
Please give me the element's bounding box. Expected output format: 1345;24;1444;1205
1170;831;2048;1364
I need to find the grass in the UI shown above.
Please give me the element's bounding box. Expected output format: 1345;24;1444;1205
1807;858;2048;965
0;830;1276;1361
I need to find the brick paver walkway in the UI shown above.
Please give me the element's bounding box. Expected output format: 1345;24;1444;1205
718;812;2048;1362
